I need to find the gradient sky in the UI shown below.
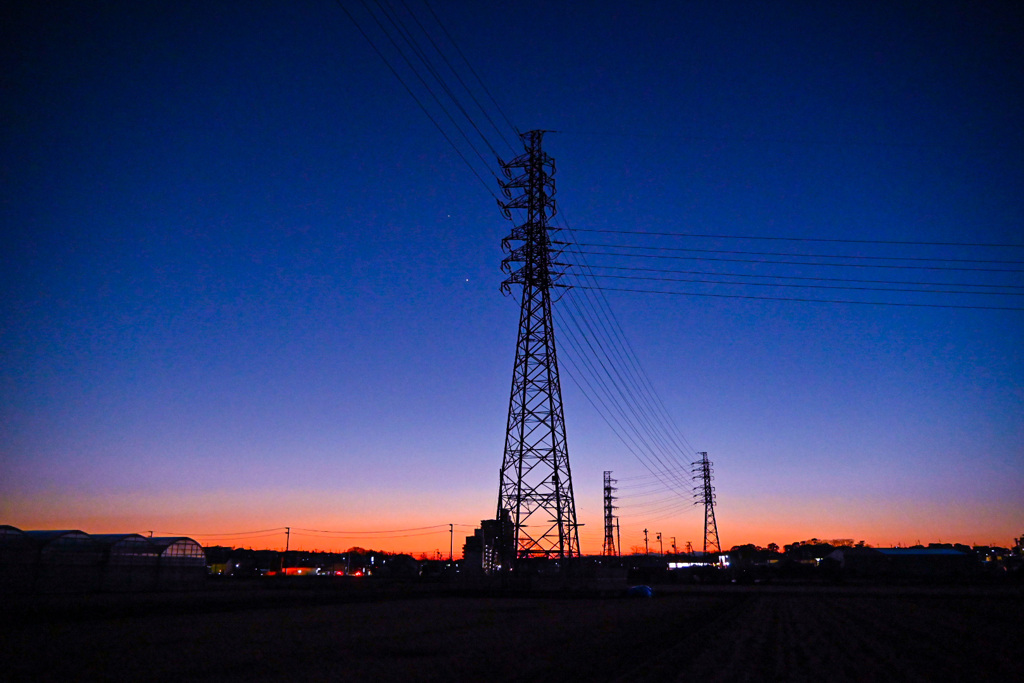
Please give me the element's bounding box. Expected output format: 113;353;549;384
2;1;1022;555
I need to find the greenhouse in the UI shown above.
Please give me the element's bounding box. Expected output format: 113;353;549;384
93;533;160;591
0;525;33;592
0;526;207;593
150;537;207;587
26;530;104;593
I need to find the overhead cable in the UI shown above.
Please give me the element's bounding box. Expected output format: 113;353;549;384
571;249;1023;273
362;0;502;179
335;0;500;199
574;272;1024;297
573;262;1024;290
572;284;1024;311
566;228;1024;249
567;241;1024;265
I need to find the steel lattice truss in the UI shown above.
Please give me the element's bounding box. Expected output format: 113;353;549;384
496;130;580;562
692;451;722;556
603;471;618;556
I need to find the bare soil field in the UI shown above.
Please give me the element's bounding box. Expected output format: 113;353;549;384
1;583;1020;681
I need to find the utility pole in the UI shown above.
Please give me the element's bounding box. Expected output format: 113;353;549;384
616;518;621;559
449;523;453;562
692;452;721;559
644;528;649;555
671;537;677;554
496;130;579;567
657;532;663;555
282;526;291;575
602;471;618;557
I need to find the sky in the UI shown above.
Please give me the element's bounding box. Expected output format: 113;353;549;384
2;1;1022;555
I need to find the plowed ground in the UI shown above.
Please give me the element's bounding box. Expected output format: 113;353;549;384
2;585;1020;681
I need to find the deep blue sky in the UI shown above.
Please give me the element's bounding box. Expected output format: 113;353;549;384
2;1;1021;552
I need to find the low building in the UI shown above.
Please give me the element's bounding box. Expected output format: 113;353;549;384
825;546;972;580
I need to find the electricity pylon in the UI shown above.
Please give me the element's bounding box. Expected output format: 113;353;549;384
692;451;721;557
603;471;618;556
496;130;580;564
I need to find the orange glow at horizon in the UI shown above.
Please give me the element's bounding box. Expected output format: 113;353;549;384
4;505;1019;556
4;481;1020;556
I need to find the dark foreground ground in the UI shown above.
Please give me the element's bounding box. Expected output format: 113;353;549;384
2;582;1021;682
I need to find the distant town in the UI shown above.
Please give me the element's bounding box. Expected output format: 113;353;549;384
2;524;1020;593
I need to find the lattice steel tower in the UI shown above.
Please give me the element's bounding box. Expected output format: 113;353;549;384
603;471;618;556
692;451;721;556
496;130;580;563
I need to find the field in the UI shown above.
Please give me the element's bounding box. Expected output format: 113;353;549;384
2;583;1021;681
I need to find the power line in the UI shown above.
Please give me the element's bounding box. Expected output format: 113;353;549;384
558;350;692;498
295;524;451;534
373;0;503;162
560;284;699;476
571;249;1024;273
334;0;500;199
292;529;450;540
554;273;698;495
559;296;694;496
420;0;519;142
560;271;696;470
409;0;517;154
566;228;1024;249
572;284;1024;311
158;527;286;537
579;272;1024;297
566;241;1024;265
562;263;701;458
617;466;695;485
617;478;681;493
559;129;1024;153
572;262;1024;290
552;212;702;498
361;0;501;181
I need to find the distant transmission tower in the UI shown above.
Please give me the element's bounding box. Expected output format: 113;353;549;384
692;451;721;557
603;471;618;556
496;130;580;564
